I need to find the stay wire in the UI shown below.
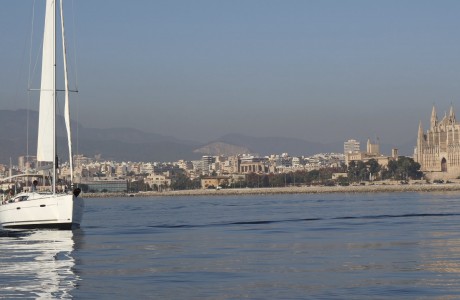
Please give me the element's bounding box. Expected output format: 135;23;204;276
71;0;80;158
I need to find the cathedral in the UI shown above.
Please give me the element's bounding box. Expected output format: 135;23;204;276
415;105;460;180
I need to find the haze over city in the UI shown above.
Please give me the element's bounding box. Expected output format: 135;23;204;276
1;0;460;146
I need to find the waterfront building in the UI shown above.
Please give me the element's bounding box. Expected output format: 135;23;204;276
145;174;171;190
415;105;460;180
80;179;128;193
201;176;230;189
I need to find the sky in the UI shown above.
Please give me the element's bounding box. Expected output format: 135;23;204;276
1;0;460;147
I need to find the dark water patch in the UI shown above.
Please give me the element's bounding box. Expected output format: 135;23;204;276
81;225;103;230
0;229;33;238
149;217;324;229
147;212;460;230
121;206;151;212
169;206;187;210
333;212;460;221
223;218;324;226
229;220;285;225
149;224;197;229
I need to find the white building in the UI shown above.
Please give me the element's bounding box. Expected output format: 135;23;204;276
145;174;171;190
344;139;360;154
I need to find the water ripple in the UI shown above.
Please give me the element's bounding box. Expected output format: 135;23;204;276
147;212;460;229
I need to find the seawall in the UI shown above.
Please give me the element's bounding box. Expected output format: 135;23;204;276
84;183;460;198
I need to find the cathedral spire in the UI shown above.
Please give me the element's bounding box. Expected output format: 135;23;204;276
418;121;423;138
416;120;424;162
430;105;438;129
449;104;456;124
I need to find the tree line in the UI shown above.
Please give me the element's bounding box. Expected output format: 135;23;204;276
219;156;423;189
347;157;422;183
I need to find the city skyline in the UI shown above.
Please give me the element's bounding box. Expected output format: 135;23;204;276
1;1;460;145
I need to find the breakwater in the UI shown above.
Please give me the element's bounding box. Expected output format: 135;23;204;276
84;183;460;198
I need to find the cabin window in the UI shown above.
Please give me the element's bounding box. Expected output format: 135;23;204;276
13;196;29;202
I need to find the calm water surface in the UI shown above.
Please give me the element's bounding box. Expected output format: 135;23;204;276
1;192;460;299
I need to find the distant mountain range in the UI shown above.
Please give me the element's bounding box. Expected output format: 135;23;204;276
0;109;415;164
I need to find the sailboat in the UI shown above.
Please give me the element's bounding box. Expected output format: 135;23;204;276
0;0;84;230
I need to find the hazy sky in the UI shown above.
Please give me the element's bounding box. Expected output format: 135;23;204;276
1;0;460;146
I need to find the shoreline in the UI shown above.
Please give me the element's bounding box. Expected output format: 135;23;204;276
84;183;460;198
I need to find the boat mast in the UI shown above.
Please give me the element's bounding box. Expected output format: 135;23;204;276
52;0;56;194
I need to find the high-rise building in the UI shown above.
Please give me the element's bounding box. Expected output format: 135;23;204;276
201;156;215;175
366;138;380;156
18;155;37;171
344;139;360;154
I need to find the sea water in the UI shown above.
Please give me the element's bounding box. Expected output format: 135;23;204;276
1;192;460;299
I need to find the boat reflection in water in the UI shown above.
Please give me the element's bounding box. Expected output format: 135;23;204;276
0;229;79;299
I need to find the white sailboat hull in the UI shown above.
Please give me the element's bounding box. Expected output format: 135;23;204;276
0;194;84;230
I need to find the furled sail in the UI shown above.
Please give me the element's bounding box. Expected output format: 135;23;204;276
60;0;73;183
37;0;55;162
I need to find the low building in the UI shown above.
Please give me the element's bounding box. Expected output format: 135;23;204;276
145;174;171;189
80;179;127;193
201;176;230;189
332;173;348;180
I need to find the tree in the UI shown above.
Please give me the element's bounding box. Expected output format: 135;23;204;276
336;175;349;186
191;178;201;189
347;161;367;183
367;159;381;180
381;157;422;180
347;160;382;182
171;173;193;190
396;157;423;180
246;173;260;188
384;160;399;180
129;179;149;192
308;170;321;185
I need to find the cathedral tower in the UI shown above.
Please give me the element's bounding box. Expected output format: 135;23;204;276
416;105;460;180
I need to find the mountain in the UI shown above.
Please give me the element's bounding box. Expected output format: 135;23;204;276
0;110;201;164
75;126;200;162
0;110;415;164
193;142;251;156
